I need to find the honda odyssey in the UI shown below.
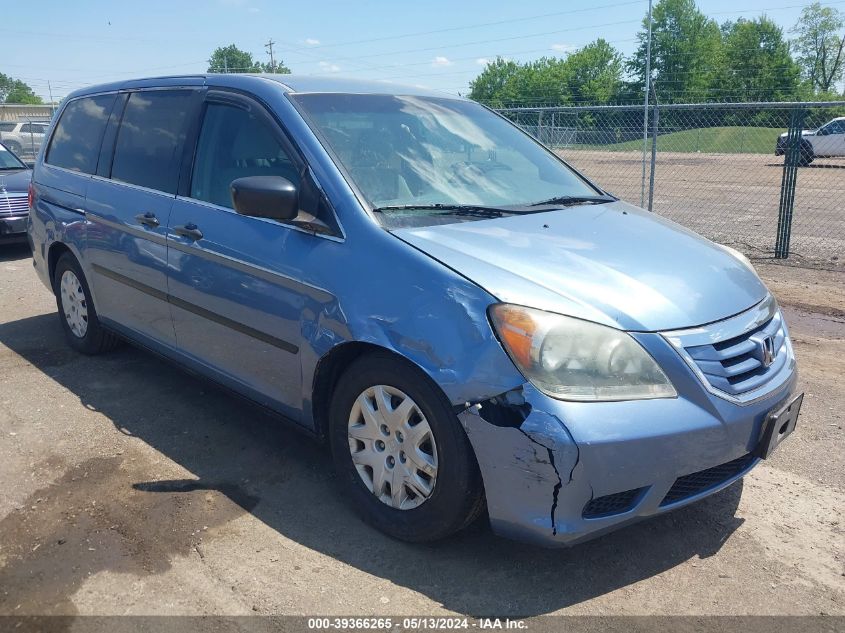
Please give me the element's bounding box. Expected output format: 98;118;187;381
27;75;801;546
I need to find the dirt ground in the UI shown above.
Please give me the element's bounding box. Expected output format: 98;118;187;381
557;150;845;269
0;242;842;618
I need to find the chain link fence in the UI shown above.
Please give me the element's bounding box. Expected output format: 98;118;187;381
498;102;845;269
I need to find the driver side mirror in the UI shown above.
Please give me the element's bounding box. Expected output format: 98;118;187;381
230;176;298;221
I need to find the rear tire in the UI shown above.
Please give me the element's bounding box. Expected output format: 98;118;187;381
329;352;485;542
53;252;121;355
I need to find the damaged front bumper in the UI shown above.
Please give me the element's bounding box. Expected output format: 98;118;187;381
458;332;798;547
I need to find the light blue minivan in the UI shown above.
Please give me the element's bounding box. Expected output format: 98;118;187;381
28;75;801;546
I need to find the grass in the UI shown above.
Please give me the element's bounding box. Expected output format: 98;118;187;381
574;126;783;154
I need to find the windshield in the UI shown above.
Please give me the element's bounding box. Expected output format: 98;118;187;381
293;94;600;222
0;144;27;170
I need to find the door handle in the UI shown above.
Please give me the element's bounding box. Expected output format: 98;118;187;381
135;212;160;228
173;223;203;241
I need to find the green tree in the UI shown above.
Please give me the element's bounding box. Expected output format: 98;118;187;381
513;57;572;106
720;17;801;101
468;40;624;107
259;60;291;74
565;39;623;104
791;3;845;93
207;44;290;74
0;73;43;104
468;57;522;106
626;0;723;103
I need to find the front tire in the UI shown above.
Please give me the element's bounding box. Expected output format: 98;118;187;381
53;252;121;355
329;352;484;542
798;142;814;166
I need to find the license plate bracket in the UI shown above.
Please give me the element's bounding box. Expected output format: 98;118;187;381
755;392;803;459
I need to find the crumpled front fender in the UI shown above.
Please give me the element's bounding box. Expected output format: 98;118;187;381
457;385;584;546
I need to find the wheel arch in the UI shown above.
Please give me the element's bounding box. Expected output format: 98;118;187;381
47;242;74;290
310;341;430;441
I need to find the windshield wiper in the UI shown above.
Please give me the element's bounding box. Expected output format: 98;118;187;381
372;203;525;216
528;194;616;207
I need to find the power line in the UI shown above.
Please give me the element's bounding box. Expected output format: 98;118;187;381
303;0;648;51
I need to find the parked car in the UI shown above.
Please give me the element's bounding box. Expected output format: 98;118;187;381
775;116;845;165
0;120;50;158
28;76;801;547
0;142;32;242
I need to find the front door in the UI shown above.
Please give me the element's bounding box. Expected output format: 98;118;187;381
814;120;845;156
166;91;336;418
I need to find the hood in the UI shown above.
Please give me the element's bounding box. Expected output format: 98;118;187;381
392;201;768;332
0;168;32;193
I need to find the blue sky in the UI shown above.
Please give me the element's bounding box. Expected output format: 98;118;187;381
2;0;836;102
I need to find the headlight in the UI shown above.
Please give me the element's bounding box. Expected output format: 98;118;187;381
489;304;677;402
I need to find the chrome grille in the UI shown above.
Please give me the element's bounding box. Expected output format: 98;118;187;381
0;192;28;217
663;296;795;403
685;311;787;395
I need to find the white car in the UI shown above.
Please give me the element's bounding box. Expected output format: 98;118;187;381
0;121;50;157
775;117;845;165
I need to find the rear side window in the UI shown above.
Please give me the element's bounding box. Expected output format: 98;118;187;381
46;94;115;174
0;123;15;132
111;90;194;194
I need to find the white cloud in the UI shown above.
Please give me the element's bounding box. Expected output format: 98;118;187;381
431;56;453;67
551;43;576;53
318;61;341;73
476;58;490;66
247;6;260;12
305;38;320;46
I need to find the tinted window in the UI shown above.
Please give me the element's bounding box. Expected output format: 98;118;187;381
190;102;300;209
0;123;15;132
46;94;115;174
19;123;46;134
819;121;844;135
111;90;194;194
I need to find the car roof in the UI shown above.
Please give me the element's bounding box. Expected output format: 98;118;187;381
65;74;463;101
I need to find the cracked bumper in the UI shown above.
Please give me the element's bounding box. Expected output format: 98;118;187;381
458;333;799;547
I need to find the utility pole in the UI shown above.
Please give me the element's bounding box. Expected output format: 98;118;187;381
265;39;276;73
640;0;653;207
47;81;55;114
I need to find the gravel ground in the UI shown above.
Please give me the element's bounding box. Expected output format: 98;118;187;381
557;150;845;269
0;243;842;618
